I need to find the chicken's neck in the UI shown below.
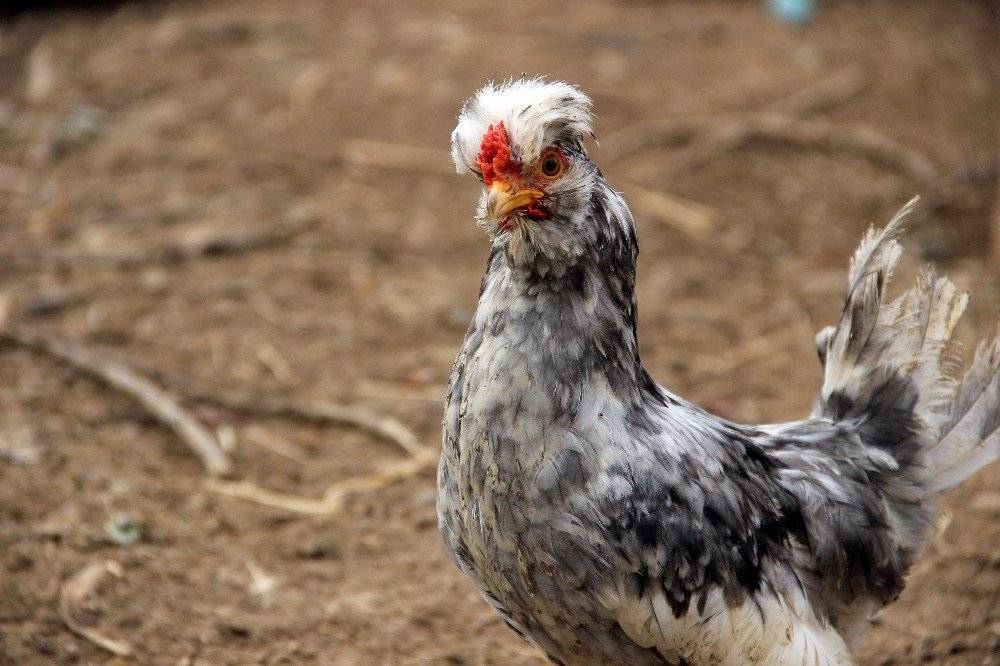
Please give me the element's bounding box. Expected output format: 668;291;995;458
464;202;665;423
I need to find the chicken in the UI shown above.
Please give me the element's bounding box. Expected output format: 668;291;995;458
436;77;1000;665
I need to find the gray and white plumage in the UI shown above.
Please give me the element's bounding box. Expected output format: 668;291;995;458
437;77;1000;665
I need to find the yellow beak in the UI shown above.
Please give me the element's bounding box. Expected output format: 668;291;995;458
487;180;544;220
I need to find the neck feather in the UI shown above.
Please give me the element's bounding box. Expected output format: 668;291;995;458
468;184;664;409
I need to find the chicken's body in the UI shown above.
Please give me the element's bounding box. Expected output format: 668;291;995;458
437;78;999;665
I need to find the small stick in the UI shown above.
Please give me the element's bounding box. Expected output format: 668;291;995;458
0;404;42;465
59;560;133;657
242;425;311;466
666;114;937;183
0;215;316;271
623;184;718;239
356;378;449;404
205;449;436;516
342;139;454;175
768;64;869;116
274;399;428;458
177;208;318;258
175;380;435;514
0;329;232;476
253;340;298;384
601;64;869;163
691;334;787;376
600;118;704;163
18;288;93;318
690;320;801;376
177;385;426;459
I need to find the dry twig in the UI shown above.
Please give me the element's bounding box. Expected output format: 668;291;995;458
205;449;435;516
58;560;133;657
594;67;888;227
356;378;449;404
18;287;94;318
664;113;937;183
602;64;935;186
599;117;704;164
623;184;718;239
176;385;426;458
690;327;796;376
0;328;232;476
174;216;316;258
242;425;312;465
601;64;869;162
271;399;428;458
342;139;454;175
0;323;428;512
169;380;435;515
0;403;42;465
1;214;316;271
767;64;869;116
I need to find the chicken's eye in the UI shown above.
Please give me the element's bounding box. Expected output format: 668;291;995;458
539;149;565;179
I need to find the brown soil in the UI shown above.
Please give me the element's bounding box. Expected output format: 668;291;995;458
0;1;998;664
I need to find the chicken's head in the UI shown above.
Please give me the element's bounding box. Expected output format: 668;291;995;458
451;78;617;273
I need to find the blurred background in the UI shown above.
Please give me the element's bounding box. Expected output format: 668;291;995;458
0;1;997;664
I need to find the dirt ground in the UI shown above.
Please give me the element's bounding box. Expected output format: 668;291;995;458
0;0;997;664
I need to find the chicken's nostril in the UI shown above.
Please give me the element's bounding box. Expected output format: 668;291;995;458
486;188;503;219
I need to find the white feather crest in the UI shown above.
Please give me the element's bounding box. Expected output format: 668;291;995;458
450;77;593;175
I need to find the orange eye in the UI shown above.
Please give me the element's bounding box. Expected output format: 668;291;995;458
539;149;565;179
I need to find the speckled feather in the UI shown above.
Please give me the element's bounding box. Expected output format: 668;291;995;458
437;78;1000;666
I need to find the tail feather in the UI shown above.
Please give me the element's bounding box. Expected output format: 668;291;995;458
893;269;967;433
816;198;940;423
926;333;1000;493
815;196;998;493
826;208;906;386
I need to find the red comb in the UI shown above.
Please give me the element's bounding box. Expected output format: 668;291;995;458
474;121;516;185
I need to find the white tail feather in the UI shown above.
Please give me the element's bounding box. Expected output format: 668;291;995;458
819;200;912;407
816;197;998;494
926;333;1000;492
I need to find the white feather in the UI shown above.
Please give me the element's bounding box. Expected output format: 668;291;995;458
927;332;1000;492
451;77;592;174
613;585;853;665
815;197;998;495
